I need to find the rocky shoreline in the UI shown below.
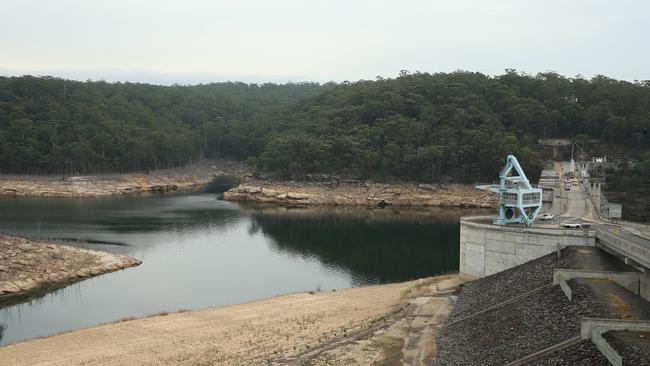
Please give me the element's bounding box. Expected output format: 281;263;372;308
224;181;497;208
0;160;251;198
0;161;496;209
0;236;141;306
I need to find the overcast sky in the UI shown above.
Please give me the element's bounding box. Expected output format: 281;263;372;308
1;0;648;84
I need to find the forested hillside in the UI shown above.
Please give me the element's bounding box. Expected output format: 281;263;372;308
1;71;648;181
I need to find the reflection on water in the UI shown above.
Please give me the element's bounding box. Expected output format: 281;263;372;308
0;193;483;345
245;205;467;285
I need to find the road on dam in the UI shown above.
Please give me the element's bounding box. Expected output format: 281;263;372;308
554;162;650;269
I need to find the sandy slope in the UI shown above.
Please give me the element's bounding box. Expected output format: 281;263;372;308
0;278;455;366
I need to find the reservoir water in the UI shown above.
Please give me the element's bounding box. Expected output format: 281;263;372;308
0;191;481;345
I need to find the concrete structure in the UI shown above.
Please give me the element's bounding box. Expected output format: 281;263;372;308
539;169;560;188
459;216;596;277
476;155;542;226
460;158;650;305
553;269;642;299
608;202;622;219
581;318;650;366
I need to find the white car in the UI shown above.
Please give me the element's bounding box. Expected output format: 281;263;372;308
561;223;582;229
540;213;554;221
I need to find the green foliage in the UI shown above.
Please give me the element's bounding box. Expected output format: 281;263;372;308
0;71;648;181
640;152;650;175
0;76;323;174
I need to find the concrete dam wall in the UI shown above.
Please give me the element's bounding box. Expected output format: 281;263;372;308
459;216;597;277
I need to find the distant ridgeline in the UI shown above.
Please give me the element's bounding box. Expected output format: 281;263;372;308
0;71;648;181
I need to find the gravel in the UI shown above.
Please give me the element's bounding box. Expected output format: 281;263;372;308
532;330;650;365
447;246;636;323
528;340;610;365
434;246;649;366
435;282;617;365
604;331;650;366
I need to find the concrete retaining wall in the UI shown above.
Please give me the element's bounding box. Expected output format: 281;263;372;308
581;318;650;366
553;269;641;296
460;216;597;277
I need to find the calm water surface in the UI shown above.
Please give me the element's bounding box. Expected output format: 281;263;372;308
0;192;480;345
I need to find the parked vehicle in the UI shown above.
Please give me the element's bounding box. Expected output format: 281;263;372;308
541;213;554;221
561;223;582;229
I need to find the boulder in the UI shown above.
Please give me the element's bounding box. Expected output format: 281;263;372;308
18;243;36;251
287;192;310;200
223;191;248;201
418;183;437;191
333;195;352;205
242;186;263;194
0;283;20;293
377;200;391;208
261;188;280;196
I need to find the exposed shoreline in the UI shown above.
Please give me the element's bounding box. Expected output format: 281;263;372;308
0;274;467;365
0;236;141;307
0;160;250;198
224;181;497;209
0;163;497;209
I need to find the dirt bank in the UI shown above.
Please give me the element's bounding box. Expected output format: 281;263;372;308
0;160;251;198
0;275;467;366
224;181;497;208
0;236;141;306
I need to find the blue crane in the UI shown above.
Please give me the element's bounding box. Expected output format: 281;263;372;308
477;155;543;226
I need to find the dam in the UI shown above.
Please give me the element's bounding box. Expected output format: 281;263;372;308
459;157;650;300
448;156;650;365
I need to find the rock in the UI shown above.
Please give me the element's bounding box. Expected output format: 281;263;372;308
14;259;30;266
418;183;437;191
333;195;352;205
275;193;288;200
0;283;21;293
14;280;35;291
287;192;310;200
223;191;248;201
0;265;7;271
149;185;166;192
76;270;90;277
261;188;279;196
377;200;391;208
242;186;263;194
18;243;36;251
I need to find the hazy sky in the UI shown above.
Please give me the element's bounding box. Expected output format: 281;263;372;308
1;0;648;84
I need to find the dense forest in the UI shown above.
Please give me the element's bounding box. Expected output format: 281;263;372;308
0;71;648;182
